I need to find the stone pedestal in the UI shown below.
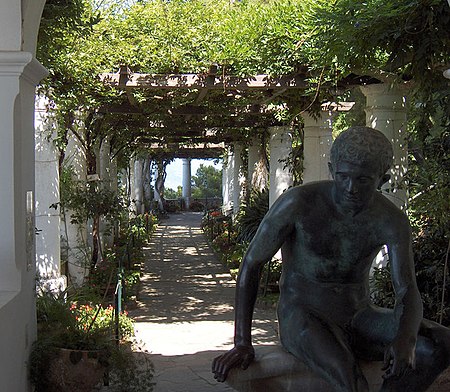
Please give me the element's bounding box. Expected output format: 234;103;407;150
268;126;293;207
227;345;384;392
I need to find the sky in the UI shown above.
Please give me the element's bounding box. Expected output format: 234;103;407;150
165;158;222;190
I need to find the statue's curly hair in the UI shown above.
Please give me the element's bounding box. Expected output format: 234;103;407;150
330;126;393;175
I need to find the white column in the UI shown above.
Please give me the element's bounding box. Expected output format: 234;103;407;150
35;96;65;291
99;136;113;248
134;158;144;214
222;146;234;214
269;126;293;207
110;156;119;241
222;158;228;209
361;84;408;210
0;51;47;391
247;137;259;192
129;158;136;212
232;143;245;214
63;128;88;287
99;136;111;189
142;157;152;211
302;112;333;184
182;158;192;210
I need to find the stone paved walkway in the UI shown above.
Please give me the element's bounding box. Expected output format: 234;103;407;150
123;211;450;392
128;212;278;392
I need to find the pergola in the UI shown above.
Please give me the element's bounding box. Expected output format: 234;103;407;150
96;66;393;217
98;65;370;159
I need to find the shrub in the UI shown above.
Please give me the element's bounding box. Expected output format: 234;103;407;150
235;189;269;243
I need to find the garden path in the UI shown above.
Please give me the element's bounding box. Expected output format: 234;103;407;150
128;212;278;392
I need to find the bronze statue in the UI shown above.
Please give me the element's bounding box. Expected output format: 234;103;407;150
212;126;450;391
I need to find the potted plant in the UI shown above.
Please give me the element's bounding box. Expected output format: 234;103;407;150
29;289;154;392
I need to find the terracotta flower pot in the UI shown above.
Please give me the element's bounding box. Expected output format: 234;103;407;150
47;348;107;392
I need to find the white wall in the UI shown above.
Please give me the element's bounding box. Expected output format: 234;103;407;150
0;2;47;389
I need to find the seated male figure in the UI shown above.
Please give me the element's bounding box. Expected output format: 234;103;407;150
212;126;450;392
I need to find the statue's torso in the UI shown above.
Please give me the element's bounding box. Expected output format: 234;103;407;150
276;183;393;323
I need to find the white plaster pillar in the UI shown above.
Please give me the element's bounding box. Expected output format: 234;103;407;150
134;158;144;214
110;156;119;241
182;158;192;210
222;158;228;209
247;137;259;192
35;96;65;291
129;159;136;212
222;146;234;214
0;50;47;391
110;158;118;195
232;143;245;214
99;136;113;248
302;112;333;184
269;126;293;207
153;162;165;211
142;157;152;211
63;128;88;287
99;136;111;189
361;84;408;210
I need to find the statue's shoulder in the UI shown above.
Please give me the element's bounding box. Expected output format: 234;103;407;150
373;192;406;215
273;182;332;215
286;180;332;194
372;192;411;231
286;181;333;201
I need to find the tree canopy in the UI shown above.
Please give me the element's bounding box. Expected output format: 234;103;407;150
191;164;222;199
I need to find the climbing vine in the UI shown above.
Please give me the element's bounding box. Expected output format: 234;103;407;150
37;0;450;320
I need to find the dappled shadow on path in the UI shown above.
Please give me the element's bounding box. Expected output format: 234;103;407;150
129;212;278;346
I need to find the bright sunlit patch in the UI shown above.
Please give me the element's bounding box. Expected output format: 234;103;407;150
134;321;235;355
183;246;198;255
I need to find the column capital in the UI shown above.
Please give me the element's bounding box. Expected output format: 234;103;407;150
302;111;333;183
302;111;333;128
0;51;47;84
360;83;408;110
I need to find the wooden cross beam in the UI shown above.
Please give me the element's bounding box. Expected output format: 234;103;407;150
100;70;306;90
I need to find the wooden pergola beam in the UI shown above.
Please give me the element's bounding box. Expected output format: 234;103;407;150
133;142;224;159
100;71;307;90
110;117;271;130
99;103;267;117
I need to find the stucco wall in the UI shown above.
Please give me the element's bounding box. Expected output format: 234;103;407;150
0;1;47;389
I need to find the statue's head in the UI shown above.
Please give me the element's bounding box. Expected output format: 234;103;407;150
330;126;393;176
328;127;394;213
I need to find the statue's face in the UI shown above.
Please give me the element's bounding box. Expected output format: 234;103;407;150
330;161;382;213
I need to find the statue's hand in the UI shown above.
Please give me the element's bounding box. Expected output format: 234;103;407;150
382;338;416;379
212;345;255;382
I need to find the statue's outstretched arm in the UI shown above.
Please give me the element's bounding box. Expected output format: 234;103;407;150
212;190;297;382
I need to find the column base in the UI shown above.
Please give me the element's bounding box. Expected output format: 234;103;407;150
37;276;67;293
